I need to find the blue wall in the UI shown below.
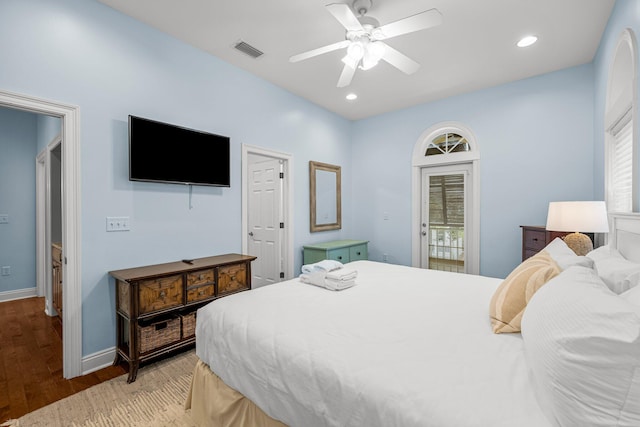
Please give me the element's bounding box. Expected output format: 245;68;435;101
0;108;38;293
351;65;595;279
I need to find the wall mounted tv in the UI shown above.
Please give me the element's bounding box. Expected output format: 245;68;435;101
129;115;231;187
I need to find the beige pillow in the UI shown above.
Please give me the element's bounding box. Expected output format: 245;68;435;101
490;251;561;334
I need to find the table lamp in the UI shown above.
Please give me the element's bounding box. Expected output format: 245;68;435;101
546;201;609;256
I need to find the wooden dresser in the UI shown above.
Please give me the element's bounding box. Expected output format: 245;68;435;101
51;242;63;320
109;253;256;383
303;239;368;265
520;226;571;261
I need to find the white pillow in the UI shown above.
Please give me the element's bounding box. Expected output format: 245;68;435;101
620;279;640;306
521;266;640;427
586;244;624;262
543;237;594;270
587;245;640;294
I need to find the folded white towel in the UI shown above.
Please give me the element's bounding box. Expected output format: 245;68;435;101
301;259;344;274
325;268;357;281
300;271;356;291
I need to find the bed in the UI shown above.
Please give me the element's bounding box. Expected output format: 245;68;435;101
186;213;640;427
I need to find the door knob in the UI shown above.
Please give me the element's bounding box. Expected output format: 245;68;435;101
421;231;427;236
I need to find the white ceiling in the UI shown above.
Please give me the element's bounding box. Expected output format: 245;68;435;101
98;0;615;121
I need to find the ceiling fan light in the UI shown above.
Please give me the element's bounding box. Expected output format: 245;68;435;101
359;42;384;70
347;41;365;60
360;57;379;70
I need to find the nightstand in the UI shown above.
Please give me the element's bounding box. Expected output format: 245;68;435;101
520;226;571;261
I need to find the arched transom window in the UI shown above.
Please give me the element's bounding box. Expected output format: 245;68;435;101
425;133;470;156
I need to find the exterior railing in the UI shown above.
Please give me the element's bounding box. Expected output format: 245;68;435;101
428;225;464;273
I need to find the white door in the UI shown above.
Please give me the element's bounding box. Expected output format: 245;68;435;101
247;155;283;287
420;164;472;273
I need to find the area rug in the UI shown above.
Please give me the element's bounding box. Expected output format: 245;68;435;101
2;350;198;427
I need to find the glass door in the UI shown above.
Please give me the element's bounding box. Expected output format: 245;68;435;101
421;165;470;273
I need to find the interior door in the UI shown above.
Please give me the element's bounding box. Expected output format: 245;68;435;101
420;164;471;273
247;156;283;287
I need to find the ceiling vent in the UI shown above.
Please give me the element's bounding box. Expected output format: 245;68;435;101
234;41;264;59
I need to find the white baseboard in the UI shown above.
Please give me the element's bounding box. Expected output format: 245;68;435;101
82;346;117;375
0;287;37;303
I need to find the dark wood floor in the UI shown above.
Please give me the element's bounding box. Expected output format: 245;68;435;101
0;297;127;423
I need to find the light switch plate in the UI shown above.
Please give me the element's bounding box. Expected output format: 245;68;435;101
106;216;130;232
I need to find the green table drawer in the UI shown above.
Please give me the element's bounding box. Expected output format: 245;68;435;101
302;239;369;266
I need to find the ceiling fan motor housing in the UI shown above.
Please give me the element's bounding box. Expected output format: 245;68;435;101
352;0;372;16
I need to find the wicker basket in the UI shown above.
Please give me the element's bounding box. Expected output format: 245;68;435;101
181;312;197;338
137;316;181;353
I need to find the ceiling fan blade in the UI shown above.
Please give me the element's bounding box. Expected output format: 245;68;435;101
380;43;420;74
375;9;442;40
289;40;351;63
326;3;364;32
337;63;357;87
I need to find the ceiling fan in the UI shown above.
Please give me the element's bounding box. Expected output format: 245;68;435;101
289;0;443;88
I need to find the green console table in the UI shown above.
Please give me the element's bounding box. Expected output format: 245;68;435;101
302;239;369;265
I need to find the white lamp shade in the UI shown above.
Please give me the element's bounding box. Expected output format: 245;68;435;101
546;201;609;233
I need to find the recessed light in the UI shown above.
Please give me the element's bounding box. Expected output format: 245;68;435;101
346;93;358;101
517;35;538;48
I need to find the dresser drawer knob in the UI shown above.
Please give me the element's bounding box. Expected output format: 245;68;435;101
337;256;343;260
160;291;166;298
356;252;361;256
198;289;205;296
199;274;204;280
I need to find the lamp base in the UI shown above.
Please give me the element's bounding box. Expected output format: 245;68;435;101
563;232;593;256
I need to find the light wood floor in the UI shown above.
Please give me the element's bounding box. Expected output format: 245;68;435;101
0;297;127;423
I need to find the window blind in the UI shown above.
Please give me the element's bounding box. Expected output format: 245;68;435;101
609;110;633;213
429;174;464;226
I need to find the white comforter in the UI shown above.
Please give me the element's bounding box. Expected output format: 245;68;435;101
196;260;550;427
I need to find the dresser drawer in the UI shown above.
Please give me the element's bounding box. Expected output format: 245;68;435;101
186;269;214;286
524;230;546;251
218;263;249;295
328;248;349;262
187;283;215;303
349;244;367;261
138;274;183;315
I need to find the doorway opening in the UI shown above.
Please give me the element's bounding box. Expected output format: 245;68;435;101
0;89;82;378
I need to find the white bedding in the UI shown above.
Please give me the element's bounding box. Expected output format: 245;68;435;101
196;260;550;427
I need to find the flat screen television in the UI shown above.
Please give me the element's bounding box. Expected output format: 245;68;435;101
129;115;231;187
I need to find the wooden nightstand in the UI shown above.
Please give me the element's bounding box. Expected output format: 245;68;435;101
520;226;571;261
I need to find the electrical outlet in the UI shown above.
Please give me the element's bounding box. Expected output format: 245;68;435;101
106;216;131;232
0;214;8;224
383;253;388;262
1;266;10;276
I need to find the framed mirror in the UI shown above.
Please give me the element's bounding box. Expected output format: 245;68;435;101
309;161;341;232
